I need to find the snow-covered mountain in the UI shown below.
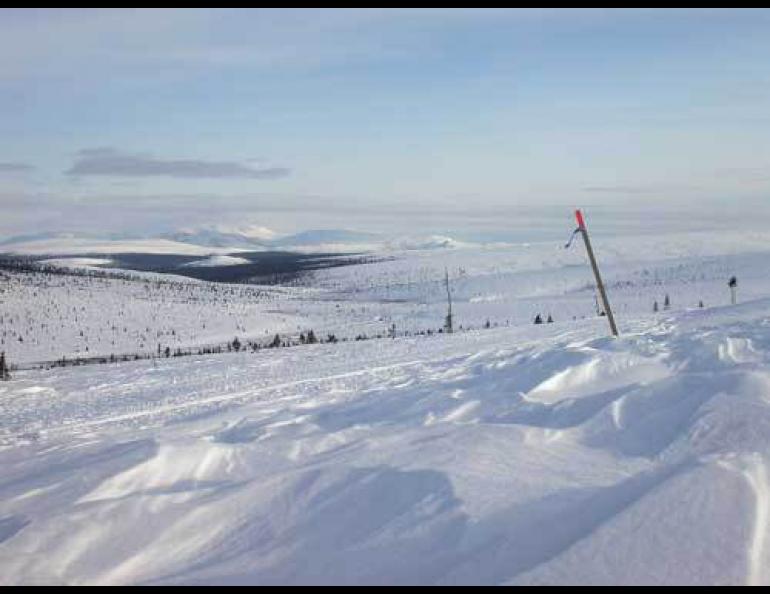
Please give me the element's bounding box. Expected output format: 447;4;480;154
385;234;474;251
0;233;232;256
163;224;278;250
161;227;385;252
270;229;382;248
0;227;472;256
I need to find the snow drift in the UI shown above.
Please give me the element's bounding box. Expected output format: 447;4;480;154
2;296;770;585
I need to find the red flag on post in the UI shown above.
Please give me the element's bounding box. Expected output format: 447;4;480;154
575;209;586;230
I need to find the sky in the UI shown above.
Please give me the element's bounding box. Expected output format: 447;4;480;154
2;8;770;240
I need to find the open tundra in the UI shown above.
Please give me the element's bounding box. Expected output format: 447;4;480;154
2;238;770;585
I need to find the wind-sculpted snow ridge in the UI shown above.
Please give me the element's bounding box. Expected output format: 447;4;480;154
2;300;770;585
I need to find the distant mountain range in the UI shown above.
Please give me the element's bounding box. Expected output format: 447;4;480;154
270;229;382;247
162;227;383;250
0;226;473;256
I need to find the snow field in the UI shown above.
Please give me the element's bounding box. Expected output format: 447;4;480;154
2;296;770;584
3;232;770;584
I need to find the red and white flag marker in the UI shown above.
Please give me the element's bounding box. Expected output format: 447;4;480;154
573;209;619;337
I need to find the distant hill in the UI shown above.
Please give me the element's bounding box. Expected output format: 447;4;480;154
270;229;382;248
0;227;470;257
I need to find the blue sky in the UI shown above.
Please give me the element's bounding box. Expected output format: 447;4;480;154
2;8;770;238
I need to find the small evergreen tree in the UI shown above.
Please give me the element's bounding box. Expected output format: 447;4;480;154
653;300;659;313
307;329;318;344
664;294;670;310
0;351;9;380
534;314;543;325
270;333;281;348
547;314;553;323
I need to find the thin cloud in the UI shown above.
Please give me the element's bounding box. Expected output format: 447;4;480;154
66;148;290;180
0;162;34;173
582;185;661;195
581;183;705;196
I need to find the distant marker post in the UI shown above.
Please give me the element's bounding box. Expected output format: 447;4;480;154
728;275;737;305
575;209;619;337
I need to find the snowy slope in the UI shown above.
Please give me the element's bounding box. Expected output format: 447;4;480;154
0;269;308;365
5;238;765;367
2;297;770;584
3;229;770;585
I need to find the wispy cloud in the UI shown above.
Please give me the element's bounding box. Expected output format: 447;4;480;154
581;183;703;195
66;148;290;180
0;9;549;80
582;185;661;195
0;162;34;173
711;166;770;184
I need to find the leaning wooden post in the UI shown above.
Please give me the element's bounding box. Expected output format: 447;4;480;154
444;268;453;334
575;209;619;337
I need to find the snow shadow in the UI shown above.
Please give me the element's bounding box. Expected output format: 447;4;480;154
0;515;30;545
152;460;694;586
155;465;467;586
0;439;159;511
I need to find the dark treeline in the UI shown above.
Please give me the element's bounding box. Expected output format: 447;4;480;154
12;317;507;373
0;252;384;286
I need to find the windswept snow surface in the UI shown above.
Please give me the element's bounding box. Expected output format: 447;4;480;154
4;234;770;585
3;298;770;584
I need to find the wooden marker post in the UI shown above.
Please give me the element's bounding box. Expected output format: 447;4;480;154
575;209;618;337
728;276;737;306
444;268;453;334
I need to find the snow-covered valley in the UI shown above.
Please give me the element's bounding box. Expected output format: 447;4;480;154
2;233;770;585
